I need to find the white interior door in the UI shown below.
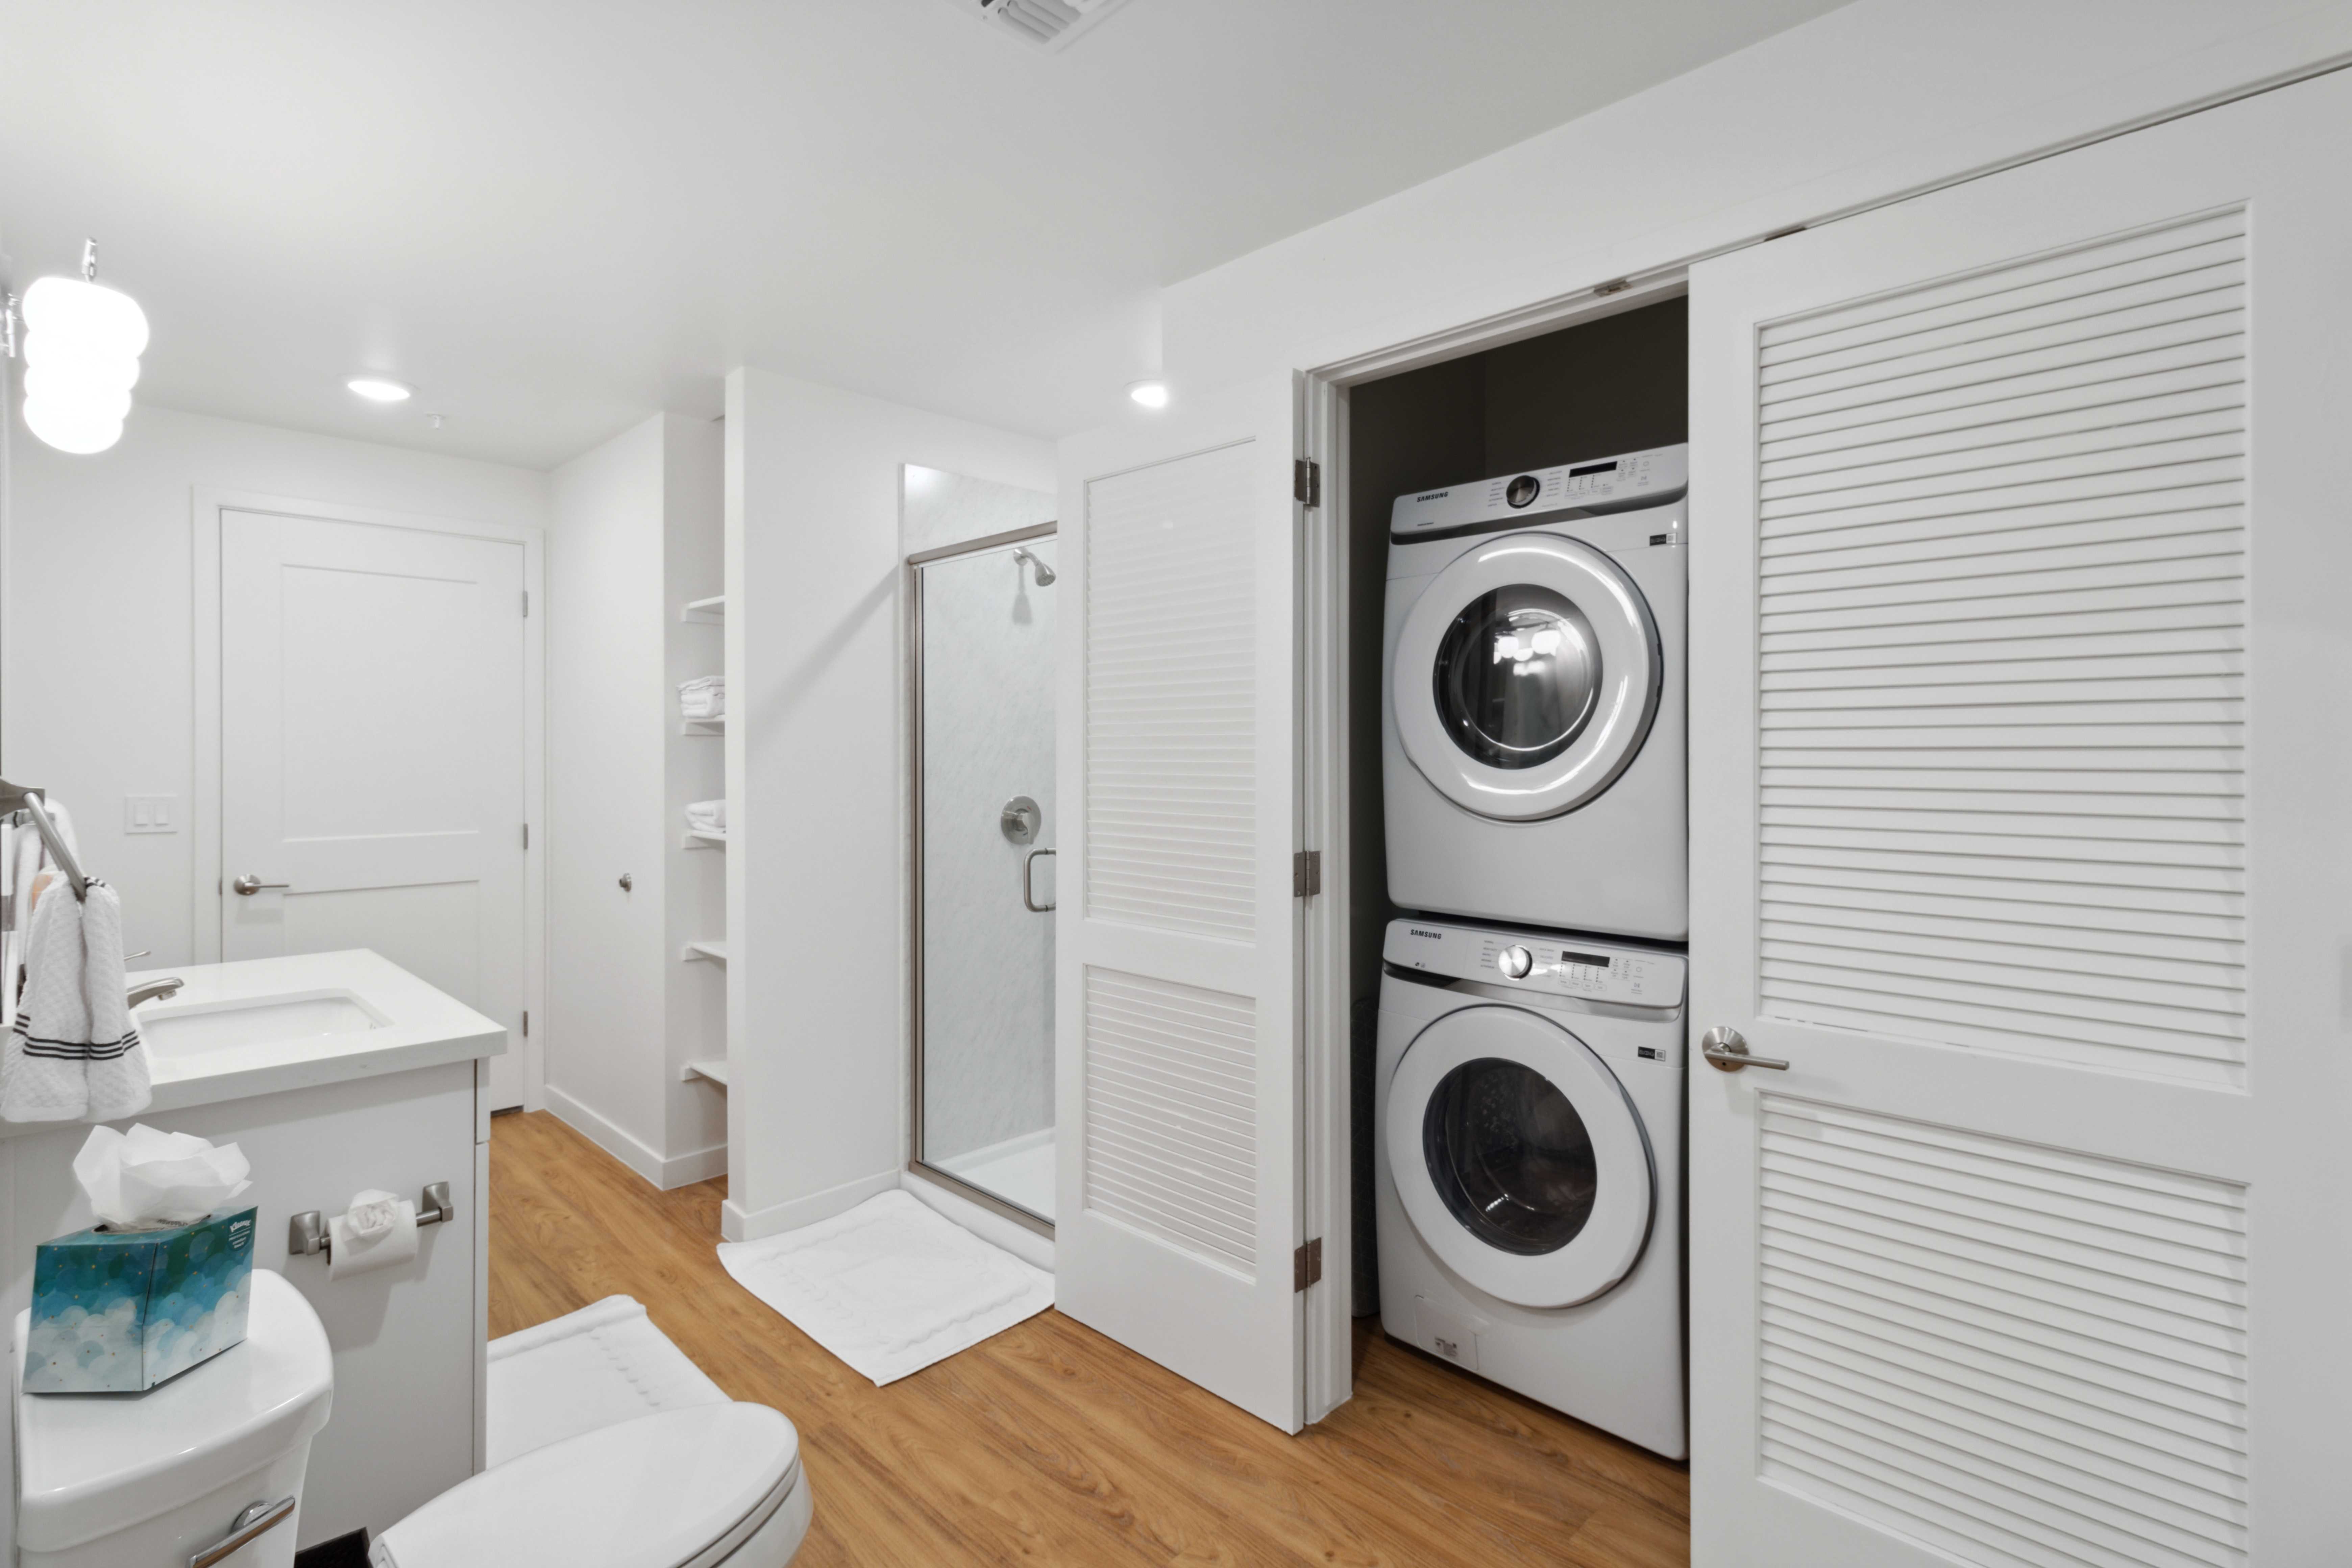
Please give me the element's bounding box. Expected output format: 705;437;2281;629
219;509;529;1108
1054;372;1307;1431
1689;73;2352;1566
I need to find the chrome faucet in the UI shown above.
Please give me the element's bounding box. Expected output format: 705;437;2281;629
126;977;185;1009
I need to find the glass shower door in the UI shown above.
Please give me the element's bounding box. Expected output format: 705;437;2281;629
910;526;1057;1228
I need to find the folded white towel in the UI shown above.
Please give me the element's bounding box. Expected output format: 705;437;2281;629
678;677;725;719
685;800;726;833
3;878;149;1123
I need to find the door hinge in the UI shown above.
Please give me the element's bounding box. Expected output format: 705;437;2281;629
1293;1238;1323;1292
1293;458;1321;508
521;589;530;617
1292;849;1321;898
521;822;529;850
521;1009;529;1038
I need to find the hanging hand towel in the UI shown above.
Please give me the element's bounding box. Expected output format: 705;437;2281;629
80;883;150;1122
2;880;150;1124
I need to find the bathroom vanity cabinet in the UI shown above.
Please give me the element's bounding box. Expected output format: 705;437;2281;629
0;949;504;1556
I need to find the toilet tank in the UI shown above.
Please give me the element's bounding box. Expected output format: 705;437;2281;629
15;1269;334;1567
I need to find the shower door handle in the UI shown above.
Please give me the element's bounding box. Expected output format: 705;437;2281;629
1022;848;1057;913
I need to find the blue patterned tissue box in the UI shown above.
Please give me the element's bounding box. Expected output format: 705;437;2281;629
22;1207;258;1392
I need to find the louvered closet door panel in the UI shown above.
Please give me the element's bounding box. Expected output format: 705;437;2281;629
1756;210;2246;1089
1083;441;1256;939
1691;69;2352;1568
1054;373;1304;1434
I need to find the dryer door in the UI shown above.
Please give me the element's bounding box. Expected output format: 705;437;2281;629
1386;1003;1655;1308
1394;532;1661;821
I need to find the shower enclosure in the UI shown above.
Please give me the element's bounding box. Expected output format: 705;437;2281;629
907;507;1057;1230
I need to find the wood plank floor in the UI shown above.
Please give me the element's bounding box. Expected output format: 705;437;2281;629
488;1110;1689;1567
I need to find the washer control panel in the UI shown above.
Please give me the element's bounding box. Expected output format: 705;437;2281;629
1390;443;1688;539
1386;918;1685;1008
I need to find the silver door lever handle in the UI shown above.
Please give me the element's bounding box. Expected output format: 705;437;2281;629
1700;1026;1789;1073
232;874;290;896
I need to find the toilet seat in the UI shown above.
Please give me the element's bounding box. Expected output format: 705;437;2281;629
373;1403;805;1568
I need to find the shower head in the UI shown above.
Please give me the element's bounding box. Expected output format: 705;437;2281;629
1013;546;1055;587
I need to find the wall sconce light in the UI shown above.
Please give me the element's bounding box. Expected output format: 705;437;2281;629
5;240;149;456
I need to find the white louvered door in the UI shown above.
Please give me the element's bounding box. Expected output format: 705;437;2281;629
1689;72;2352;1567
1053;372;1307;1430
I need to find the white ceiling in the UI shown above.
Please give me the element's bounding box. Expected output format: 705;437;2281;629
0;0;1848;468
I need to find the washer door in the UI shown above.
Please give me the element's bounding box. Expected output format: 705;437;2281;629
1386;1004;1655;1308
1394;532;1661;821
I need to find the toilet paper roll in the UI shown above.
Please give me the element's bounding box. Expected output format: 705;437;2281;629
327;1193;419;1281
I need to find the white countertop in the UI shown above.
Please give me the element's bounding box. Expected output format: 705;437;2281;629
0;949;505;1137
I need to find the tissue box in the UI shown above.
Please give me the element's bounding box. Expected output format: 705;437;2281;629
22;1207;259;1393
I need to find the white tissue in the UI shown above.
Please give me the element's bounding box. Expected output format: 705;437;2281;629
73;1124;253;1230
328;1187;419;1280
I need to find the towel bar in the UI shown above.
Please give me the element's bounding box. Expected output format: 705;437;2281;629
0;780;89;903
288;1181;453;1260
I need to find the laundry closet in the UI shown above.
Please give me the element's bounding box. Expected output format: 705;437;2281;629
1334;296;1693;1455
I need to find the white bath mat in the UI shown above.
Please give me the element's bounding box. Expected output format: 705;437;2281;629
717;1189;1053;1385
486;1294;728;1466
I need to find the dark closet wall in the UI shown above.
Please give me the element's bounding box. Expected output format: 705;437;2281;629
1341;294;1687;1314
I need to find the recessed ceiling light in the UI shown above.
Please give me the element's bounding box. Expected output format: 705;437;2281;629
346;376;412;403
1127;378;1170;410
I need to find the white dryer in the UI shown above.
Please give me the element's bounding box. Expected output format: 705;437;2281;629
1376;917;1685;1459
1384;444;1686;940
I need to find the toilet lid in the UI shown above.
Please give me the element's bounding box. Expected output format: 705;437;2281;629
376;1403;801;1568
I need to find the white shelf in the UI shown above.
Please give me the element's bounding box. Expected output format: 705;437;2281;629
682;829;727;849
683;939;728;964
681;715;725;735
681;1058;730;1087
681;595;725;624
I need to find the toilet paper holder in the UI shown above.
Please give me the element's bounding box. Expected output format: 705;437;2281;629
288;1182;453;1260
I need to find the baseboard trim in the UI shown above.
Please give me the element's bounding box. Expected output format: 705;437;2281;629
545;1086;725;1191
720;1167;901;1244
902;1169;1054;1273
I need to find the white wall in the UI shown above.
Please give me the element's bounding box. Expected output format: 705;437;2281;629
2;403;546;964
545;412;725;1185
722;369;1054;1241
1164;0;2352;390
546;417;669;1159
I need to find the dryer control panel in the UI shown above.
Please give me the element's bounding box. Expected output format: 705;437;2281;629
1385;919;1685;1008
1390;443;1689;539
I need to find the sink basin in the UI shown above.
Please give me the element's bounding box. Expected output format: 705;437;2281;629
137;990;389;1059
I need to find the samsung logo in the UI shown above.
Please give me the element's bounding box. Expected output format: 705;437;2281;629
1407;927;1445;939
1414;490;1451;502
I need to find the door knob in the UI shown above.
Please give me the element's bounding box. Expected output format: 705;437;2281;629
1700;1026;1789;1073
231;874;289;897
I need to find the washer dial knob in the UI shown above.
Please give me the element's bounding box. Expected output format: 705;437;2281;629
1498;945;1535;980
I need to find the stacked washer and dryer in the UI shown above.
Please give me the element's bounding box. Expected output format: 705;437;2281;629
1375;443;1690;1460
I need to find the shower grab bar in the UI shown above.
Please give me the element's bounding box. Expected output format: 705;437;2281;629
0;780;89;903
1023;848;1056;913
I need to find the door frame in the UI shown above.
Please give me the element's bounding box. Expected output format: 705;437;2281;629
190;487;548;1113
1292;274;1691;1422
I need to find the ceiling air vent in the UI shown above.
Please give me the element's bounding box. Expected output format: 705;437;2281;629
955;0;1132;52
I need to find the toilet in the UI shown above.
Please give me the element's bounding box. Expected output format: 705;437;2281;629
14;1269;335;1567
14;1269;808;1568
370;1402;810;1567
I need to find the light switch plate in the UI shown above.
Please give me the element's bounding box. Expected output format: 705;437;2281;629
124;795;177;834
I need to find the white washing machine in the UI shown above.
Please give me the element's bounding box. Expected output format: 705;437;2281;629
1375;917;1685;1459
1384;444;1687;940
